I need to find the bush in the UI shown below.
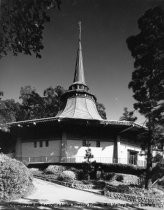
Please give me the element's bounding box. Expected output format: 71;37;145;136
29;168;42;176
116;174;124;182
0;154;33;201
104;172;115;181
151;164;164;183
100;163;145;176
44;165;66;174
105;184;131;194
58;170;76;181
76;169;88;180
105;191;164;208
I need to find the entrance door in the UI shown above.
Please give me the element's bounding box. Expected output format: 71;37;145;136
128;150;138;165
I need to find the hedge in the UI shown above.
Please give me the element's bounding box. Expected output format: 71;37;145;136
105;191;164;208
99;163;145;176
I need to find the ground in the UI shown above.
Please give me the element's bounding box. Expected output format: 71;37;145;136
14;178;128;204
1;178;161;210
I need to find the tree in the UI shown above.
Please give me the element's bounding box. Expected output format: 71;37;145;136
96;102;107;119
119;107;137;122
0;0;61;59
84;142;95;180
19;85;65;120
19;86;45;120
0;85;107;122
0;98;21;123
43;85;66;117
126;6;164;189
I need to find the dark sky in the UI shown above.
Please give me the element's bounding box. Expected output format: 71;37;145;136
0;0;163;123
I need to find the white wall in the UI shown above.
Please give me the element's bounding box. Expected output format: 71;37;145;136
21;139;61;163
118;141;146;167
66;140;114;163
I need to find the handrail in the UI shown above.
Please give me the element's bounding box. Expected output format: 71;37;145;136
15;155;146;167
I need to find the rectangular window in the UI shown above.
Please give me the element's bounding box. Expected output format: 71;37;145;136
82;140;87;146
45;140;49;147
34;141;37;148
96;141;100;147
40;141;43;147
128;150;138;165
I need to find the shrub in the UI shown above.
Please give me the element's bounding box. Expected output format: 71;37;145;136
58;170;76;181
151;164;164;183
105;191;164;208
104;172;115;181
105;184;131;194
44;165;66;174
0;154;33;201
100;163;144;176
29;168;42;176
116;174;124;182
76;169;88;180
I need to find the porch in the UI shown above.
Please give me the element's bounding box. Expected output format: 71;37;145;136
15;155;146;167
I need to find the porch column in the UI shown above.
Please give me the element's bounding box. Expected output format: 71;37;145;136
113;135;120;163
15;137;22;160
60;131;67;163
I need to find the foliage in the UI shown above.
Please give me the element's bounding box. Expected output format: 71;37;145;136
43;85;65;117
29;167;43;176
96;102;107;119
104;172;140;185
105;184;131;194
105;190;164;207
0;85;106;122
0;154;33;201
58;170;76;181
153;153;163;163
116;174;124;182
0;0;61;59
151;163;164;183
0;85;66;123
100;163;144;176
119;107;137;122
83;143;95;180
84;148;94;163
44;165;66;174
20;85;66;120
104;172;115;181
19;86;45;120
0;99;21;123
76;169;89;180
126;6;164;189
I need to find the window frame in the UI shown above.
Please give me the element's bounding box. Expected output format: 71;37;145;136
45;140;49;147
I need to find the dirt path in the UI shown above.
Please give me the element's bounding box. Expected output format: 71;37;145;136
15;178;128;205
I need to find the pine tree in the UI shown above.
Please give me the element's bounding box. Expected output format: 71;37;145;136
119;107;137;122
126;6;164;189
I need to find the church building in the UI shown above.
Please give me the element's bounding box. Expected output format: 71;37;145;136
7;24;146;167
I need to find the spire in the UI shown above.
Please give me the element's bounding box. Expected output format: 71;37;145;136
73;21;86;84
57;22;103;120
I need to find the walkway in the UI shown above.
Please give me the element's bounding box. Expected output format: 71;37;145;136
15;178;128;205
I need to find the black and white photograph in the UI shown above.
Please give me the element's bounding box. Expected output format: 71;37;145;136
0;0;164;209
